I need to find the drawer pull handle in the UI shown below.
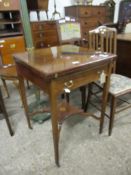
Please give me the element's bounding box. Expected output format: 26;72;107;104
4;2;10;7
39;25;43;30
10;44;16;49
64;80;73;88
85;12;88;15
40;33;44;37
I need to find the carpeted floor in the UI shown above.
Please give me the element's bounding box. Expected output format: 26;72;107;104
0;82;131;175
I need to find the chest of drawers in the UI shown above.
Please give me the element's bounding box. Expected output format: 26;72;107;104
65;5;113;42
31;21;59;48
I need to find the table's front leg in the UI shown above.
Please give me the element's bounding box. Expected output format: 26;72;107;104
18;74;32;129
49;84;60;167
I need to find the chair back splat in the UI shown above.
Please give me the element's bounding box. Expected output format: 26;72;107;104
89;26;117;54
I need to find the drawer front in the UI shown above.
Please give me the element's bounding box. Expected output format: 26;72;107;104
44;36;58;46
81;18;99;28
32;32;45;41
1;54;14;64
31;23;45;31
79;7;93;17
0;0;20;10
34;40;45;48
0;36;25;55
92;7;106;17
43;22;57;30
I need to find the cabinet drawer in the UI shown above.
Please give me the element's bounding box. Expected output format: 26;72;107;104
32;32;45;40
31;23;45;31
34;40;45;48
1;53;14;64
81;19;98;28
0;0;20;11
79;7;93;17
44;36;58;45
43;22;57;30
0;36;25;55
92;8;106;16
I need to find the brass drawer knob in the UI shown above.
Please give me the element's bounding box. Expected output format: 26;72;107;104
64;80;73;88
10;44;16;49
4;2;10;7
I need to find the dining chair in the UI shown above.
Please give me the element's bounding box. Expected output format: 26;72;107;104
0;86;14;136
0;64;25;106
57;18;87;108
84;25;131;136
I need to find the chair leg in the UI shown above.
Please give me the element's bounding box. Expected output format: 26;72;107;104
109;95;116;136
1;79;10;98
79;86;86;109
84;83;93;112
0;89;14;136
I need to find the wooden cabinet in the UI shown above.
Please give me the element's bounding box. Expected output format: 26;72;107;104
0;0;20;11
65;5;113;42
0;10;23;38
0;0;26;64
31;21;59;48
0;36;25;64
26;0;48;11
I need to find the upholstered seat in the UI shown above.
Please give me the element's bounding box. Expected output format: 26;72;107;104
109;74;131;96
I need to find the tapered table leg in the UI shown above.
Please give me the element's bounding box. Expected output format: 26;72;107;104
18;75;32;129
49;86;60;166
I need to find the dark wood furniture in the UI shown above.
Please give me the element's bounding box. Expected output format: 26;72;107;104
14;44;116;166
0;36;25;64
0;0;25;64
117;33;131;78
0;87;14;136
26;0;49;19
106;0;131;33
30;21;59;49
65;5;113;43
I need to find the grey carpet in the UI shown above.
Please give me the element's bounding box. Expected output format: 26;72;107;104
0;82;131;175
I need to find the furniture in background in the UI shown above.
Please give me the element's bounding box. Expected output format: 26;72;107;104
65;5;114;46
106;0;131;33
0;0;26;101
14;45;116;166
84;26;131;136
0;87;14;136
117;33;131;78
26;0;49;19
26;0;59;49
0;0;25;64
30;21;59;49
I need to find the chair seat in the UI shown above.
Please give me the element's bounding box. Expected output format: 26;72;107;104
0;65;17;79
109;74;131;96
